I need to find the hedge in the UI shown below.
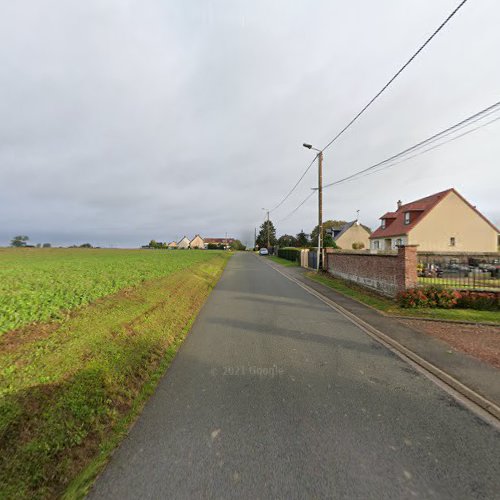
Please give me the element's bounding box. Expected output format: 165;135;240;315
397;286;499;311
278;247;301;263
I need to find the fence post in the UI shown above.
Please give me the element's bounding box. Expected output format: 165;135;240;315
397;245;418;293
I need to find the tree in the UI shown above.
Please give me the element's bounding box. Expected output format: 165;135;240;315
323;233;338;249
42;243;51;248
277;234;297;247
10;235;29;247
79;243;93;248
230;239;246;251
296;230;309;248
256;219;277;248
310;220;348;246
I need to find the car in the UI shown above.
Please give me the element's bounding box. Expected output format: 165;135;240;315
259;248;269;256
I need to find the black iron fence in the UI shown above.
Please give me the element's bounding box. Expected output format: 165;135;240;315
417;256;500;291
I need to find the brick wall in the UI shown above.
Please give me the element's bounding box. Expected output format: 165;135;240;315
325;245;418;297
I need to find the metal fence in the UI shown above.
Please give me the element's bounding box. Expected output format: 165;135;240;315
417;257;500;291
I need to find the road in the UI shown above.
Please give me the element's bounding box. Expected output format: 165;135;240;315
89;252;500;499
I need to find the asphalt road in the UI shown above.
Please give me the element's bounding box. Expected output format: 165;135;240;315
89;252;500;499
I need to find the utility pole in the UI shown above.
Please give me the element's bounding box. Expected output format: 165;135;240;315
254;227;257;249
303;143;323;272
317;151;323;272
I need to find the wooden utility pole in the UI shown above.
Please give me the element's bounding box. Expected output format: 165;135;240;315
317;151;323;271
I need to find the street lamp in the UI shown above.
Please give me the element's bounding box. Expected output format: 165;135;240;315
303;143;323;271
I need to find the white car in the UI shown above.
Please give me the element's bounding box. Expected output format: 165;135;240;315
259;248;269;256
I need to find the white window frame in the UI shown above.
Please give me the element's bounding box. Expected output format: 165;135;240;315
381;220;386;229
374;241;380;250
404;212;410;225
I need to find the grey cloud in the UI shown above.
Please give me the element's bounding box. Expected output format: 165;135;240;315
1;0;499;248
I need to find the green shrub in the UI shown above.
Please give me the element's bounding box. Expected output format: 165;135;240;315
397;286;460;309
397;288;430;308
277;247;301;263
457;291;499;311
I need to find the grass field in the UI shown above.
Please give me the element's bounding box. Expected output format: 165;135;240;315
0;248;225;335
0;248;229;499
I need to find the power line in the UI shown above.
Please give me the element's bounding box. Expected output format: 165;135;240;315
278;191;316;222
322;101;500;189
267;0;469;214
339;115;500;184
321;0;470;153
277;102;500;222
270;155;317;212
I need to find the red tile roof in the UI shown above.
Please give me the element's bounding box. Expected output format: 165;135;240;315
204;237;235;244
370;188;478;239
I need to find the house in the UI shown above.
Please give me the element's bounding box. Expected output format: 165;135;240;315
177;236;190;249
167;241;177;249
190;234;205;249
332;221;371;249
203;237;234;250
370;188;499;253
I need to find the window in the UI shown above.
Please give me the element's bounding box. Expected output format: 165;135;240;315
396;238;402;246
450;237;456;247
381;220;386;229
404;212;411;225
374;241;380;250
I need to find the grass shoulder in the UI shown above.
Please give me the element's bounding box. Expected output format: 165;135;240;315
307;272;500;325
267;255;299;267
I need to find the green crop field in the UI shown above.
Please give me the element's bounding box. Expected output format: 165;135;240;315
0;248;224;335
0;248;230;499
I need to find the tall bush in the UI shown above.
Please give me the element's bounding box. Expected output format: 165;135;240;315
278;247;301;263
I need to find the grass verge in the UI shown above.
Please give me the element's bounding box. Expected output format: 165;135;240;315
307;272;500;324
0;254;229;499
267;255;299;267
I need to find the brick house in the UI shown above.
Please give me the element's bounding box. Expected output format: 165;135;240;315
370;188;498;253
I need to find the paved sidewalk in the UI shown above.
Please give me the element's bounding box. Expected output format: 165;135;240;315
281;264;500;406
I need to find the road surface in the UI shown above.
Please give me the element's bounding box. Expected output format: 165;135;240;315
89;252;499;499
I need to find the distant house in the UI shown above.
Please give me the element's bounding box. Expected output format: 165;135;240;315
177;236;191;249
190;234;205;249
332;221;371;249
370;188;499;253
204;237;234;250
167;241;177;249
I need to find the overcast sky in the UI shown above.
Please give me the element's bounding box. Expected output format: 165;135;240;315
1;0;499;247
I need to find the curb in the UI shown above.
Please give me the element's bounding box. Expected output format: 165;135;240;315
383;315;500;328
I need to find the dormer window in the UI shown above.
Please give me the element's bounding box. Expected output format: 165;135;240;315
381;220;386;229
404;212;411;225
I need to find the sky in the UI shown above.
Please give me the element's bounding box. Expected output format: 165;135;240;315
1;0;499;248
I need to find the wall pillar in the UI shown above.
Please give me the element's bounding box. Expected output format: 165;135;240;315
397;245;418;291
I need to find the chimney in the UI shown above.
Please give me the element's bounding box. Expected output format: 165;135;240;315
397;200;402;210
